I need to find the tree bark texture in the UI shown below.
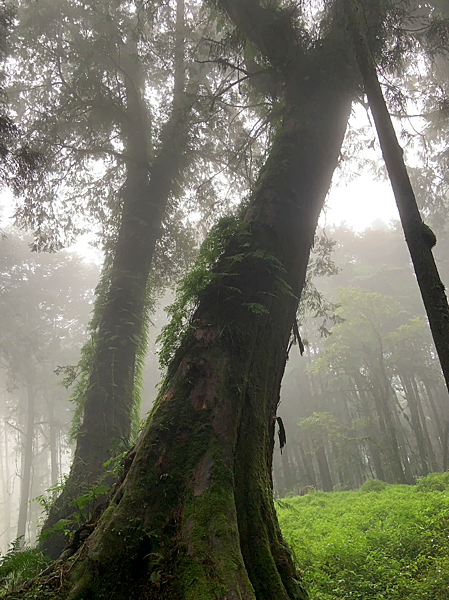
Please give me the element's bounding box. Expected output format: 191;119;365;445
17;37;353;600
40;10;192;558
346;0;449;394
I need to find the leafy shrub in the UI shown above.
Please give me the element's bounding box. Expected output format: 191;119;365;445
415;471;449;492
278;473;449;600
359;478;388;493
0;539;49;596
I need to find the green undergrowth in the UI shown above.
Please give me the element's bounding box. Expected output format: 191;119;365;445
277;473;449;600
0;538;49;596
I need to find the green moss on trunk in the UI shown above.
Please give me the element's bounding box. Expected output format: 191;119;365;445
15;33;354;600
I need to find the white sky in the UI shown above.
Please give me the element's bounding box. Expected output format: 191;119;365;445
321;177;398;231
1;172;399;264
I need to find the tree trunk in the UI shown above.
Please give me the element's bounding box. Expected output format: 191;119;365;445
421;375;444;448
400;373;430;475
0;421;12;550
352;374;386;481
280;446;294;494
411;376;438;471
295;442;317;489
39;0;192;558
443;422;449;471
377;348;408;483
47;398;59;486
21;40;353;599
316;444;334;492
16;375;35;543
347;0;449;393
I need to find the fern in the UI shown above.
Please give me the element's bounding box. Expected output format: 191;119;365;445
0;539;48;595
157;213;243;370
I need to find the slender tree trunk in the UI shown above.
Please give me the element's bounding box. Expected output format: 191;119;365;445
281;446;294;493
443;422;449;471
377;349;408;483
352;375;386;480
21;39;354;599
316;444;334;492
400;374;430;475
422;375;444;448
47;398;59;486
411;376;438;471
392;413;415;482
347;0;449;393
296;442;317;489
17;375;35;543
367;439;385;481
0;422;12;550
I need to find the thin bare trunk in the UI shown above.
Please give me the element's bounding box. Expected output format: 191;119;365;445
47;398;59;486
17;376;35;543
400;373;430;475
411;377;438;471
347;0;449;393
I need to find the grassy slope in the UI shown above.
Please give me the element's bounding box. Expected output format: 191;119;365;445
277;473;449;600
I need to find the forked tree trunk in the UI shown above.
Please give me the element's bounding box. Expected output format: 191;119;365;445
347;0;449;393
39;2;192;559
20;46;353;600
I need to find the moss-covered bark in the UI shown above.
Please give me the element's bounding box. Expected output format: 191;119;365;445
40;21;191;558
15;30;354;599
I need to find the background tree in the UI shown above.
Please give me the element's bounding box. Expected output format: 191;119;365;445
345;0;449;392
274;225;449;494
0;230;98;551
1;0;362;595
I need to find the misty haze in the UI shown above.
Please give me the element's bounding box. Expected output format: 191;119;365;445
0;0;449;599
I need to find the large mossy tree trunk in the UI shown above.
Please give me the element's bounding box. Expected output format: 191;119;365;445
40;5;191;558
18;30;354;600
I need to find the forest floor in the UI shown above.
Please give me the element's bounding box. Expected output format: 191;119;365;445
277;473;449;600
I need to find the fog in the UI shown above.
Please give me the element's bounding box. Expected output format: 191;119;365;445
0;3;448;597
